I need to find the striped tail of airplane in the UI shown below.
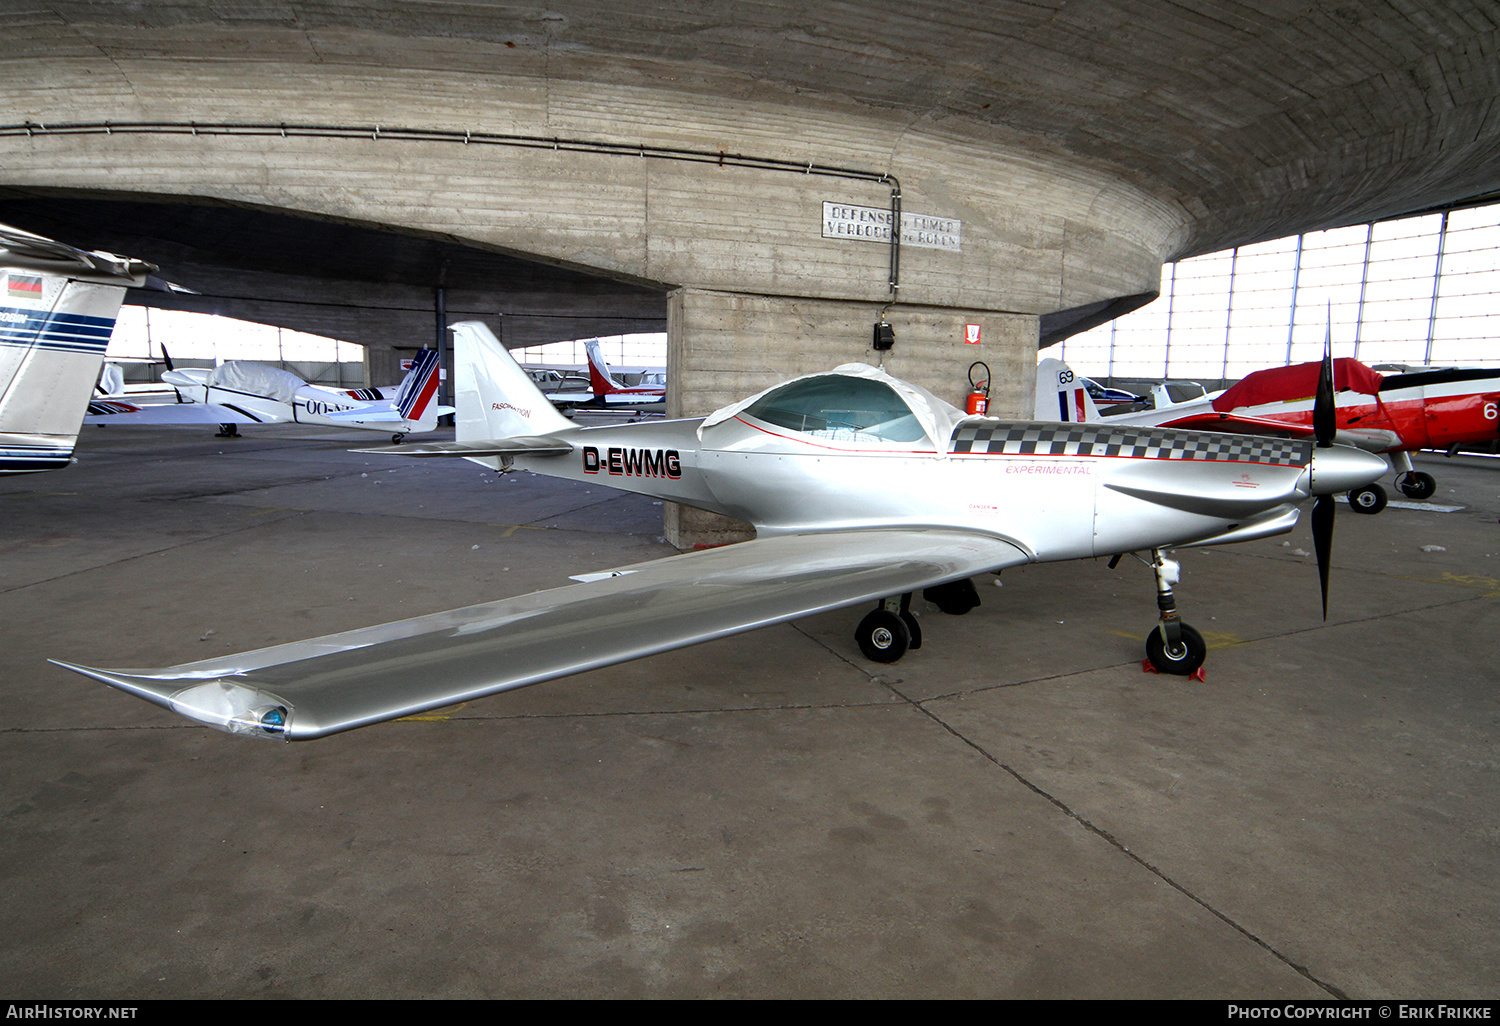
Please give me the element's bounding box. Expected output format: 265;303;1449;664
394;348;442;425
1034;358;1102;424
0;225;153;473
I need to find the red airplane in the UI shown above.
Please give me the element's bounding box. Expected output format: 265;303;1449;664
1040;356;1500;513
581;338;666;409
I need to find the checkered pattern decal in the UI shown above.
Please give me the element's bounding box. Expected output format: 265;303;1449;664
950;422;1313;467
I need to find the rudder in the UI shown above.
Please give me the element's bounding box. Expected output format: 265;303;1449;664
1034;358;1102;423
450;321;574;441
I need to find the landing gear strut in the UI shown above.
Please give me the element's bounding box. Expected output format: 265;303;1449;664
1140;549;1207;676
1397;473;1436;500
1391;452;1436;500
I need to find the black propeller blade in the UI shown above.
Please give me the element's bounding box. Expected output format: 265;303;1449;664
1311;320;1336;618
1314;323;1336;447
1312;492;1334;619
158;344;185;404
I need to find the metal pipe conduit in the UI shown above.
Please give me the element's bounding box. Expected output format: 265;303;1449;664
1;119;904;302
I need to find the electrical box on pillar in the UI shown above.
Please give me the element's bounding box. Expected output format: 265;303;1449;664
967;361;991;416
872;321;895;351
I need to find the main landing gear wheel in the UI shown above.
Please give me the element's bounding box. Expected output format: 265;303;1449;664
856;609;910;663
1397;472;1436;500
1145;623;1207;676
1348;484;1387;514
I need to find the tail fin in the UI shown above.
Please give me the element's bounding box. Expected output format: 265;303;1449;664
583;338;621;395
1035;358;1102;423
451;321;573;440
394;348;442;425
0;225;153;473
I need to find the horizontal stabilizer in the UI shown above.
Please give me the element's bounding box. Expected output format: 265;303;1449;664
353;436;572;458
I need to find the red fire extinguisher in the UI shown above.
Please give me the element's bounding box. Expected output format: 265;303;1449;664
966;361;991;416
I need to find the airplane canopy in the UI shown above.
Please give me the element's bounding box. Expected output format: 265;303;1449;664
701;363;967;449
205;361;307;403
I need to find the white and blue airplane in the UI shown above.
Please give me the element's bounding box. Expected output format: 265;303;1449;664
53;319;1388;741
0;222;154;474
85;347;450;444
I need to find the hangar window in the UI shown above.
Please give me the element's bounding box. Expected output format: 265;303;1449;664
742;375;927;443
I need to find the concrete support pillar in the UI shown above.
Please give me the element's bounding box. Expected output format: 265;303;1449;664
363;344;402;389
663;287;1039;549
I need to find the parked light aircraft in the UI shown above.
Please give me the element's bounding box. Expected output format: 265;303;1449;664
1040;353;1500;513
580;337;666;409
0;223;154;474
53;320;1387;740
85;348;449;444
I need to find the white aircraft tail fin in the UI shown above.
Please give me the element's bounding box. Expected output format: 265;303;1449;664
0;230;152;473
1035;358;1102;423
451;321;574;441
97;361;126;397
393;348;442;426
583;338;622;394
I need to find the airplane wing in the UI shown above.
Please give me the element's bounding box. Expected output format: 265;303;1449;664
83;401;269;425
1155;411;1317;437
1156;413;1401;452
52;528;1029;741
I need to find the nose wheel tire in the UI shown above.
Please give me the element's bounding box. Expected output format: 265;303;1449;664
1145;623;1207;676
1347;484;1387;514
856;609;911;663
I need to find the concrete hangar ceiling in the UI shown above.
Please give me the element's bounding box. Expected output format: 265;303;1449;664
0;192;670;368
0;1;1495;414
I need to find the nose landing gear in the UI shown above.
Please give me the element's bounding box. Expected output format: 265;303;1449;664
1113;549;1207;676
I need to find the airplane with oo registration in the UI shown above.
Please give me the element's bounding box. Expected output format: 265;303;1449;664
0;222;155;474
52;320;1387;741
84;347;450;444
1038;350;1500;514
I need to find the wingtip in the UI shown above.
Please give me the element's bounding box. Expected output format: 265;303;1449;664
49;659;295;740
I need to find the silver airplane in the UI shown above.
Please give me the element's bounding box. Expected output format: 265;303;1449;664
53;320;1387;740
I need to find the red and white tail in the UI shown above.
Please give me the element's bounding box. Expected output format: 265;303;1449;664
394;348;442;426
583;338;623;395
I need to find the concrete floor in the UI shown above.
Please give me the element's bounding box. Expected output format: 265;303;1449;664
2;422;1497;999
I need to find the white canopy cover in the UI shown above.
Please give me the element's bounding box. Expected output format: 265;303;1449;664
206;361;307;403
